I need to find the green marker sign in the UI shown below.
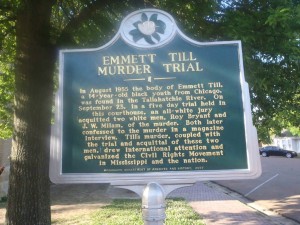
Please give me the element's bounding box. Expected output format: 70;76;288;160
50;9;261;184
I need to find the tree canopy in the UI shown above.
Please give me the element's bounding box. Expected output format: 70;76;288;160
0;0;299;223
1;0;299;141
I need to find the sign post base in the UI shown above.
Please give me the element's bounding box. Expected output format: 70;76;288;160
113;182;194;224
142;182;165;225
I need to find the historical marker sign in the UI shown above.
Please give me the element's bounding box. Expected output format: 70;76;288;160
50;9;261;185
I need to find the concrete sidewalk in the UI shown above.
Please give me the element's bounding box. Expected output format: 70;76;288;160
168;181;299;225
109;181;299;225
2;181;298;225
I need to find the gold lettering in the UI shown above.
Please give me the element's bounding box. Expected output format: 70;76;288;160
76;80;228;171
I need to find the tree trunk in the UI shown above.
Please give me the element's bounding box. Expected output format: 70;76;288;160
6;1;55;224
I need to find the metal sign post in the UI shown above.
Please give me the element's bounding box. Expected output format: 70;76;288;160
142;183;166;225
113;182;194;225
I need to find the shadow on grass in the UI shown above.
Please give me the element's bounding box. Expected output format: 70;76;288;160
0;197;7;209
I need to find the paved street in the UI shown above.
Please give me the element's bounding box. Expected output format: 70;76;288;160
216;156;300;223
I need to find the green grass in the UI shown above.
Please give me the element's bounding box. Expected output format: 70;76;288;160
52;198;205;225
0;202;6;209
165;199;205;225
0;197;7;208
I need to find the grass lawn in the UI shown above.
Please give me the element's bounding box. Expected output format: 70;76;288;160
52;198;205;225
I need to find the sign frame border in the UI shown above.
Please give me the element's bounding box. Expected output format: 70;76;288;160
50;8;261;185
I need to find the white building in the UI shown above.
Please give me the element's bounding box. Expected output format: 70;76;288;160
273;137;300;153
0;139;11;198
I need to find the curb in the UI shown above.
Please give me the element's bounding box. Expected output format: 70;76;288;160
208;181;300;225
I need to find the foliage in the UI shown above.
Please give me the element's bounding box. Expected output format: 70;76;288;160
0;197;7;204
0;1;16;138
50;1;127;48
1;0;299;141
217;0;300;141
151;0;219;41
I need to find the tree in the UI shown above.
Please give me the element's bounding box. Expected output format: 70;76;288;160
216;0;300;142
2;0;207;223
2;1;56;224
0;0;143;223
2;1;298;141
0;0;299;223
